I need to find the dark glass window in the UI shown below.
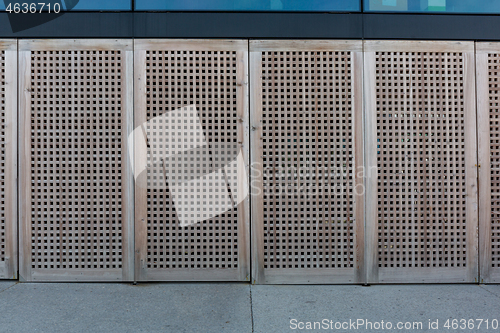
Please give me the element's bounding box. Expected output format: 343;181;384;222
135;0;360;11
365;0;500;13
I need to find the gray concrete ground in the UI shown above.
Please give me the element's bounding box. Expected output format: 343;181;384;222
0;282;498;333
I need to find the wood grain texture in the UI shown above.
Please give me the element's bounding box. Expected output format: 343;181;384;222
236;49;251;282
30;269;122;282
477;42;500;283
477;51;492;283
464;51;479;283
364;40;474;53
250;40;362;52
134;50;148;282
18;39;134;282
367;40;478;283
352;51;365;284
477;43;500;54
134;39;250;282
363;51;379;284
249;50;265;284
249;40;363;284
0;40;17;280
122;47;135;282
0;40;16;51
135;39;247;52
19;50;33;282
263;268;356;284
140;268;242;281
6;38;496;284
19;39;132;51
379;268;471;283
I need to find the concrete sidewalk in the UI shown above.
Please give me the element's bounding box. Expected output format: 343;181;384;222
0;282;499;333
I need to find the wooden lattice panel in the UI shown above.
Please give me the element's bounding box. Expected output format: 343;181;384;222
0;49;4;264
250;41;364;284
365;41;478;283
477;43;500;283
488;53;500;270
0;40;17;280
134;40;250;281
19;40;134;282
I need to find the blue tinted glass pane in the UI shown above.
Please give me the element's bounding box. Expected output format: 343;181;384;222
1;0;131;11
365;0;500;13
136;0;360;11
68;0;131;10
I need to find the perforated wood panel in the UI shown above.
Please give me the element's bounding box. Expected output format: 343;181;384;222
250;41;364;284
19;40;134;282
134;40;250;281
489;53;500;272
365;41;478;283
477;43;500;283
0;49;4;266
0;40;17;280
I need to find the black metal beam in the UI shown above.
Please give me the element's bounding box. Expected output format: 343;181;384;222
364;14;500;40
1;12;500;40
134;12;362;39
0;12;133;37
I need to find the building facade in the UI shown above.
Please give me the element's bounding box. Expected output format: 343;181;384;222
0;1;499;284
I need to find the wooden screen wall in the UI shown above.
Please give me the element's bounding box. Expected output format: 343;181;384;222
364;41;478;283
4;39;497;284
477;43;500;283
19;40;134;282
0;40;17;280
134;40;250;281
250;41;364;284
